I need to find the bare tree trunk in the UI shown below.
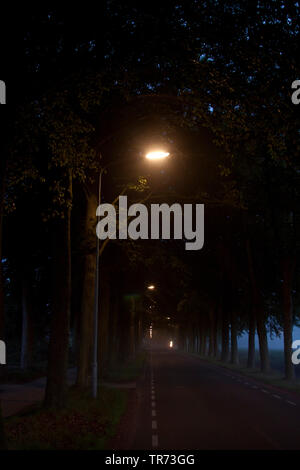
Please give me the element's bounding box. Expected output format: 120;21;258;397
190;325;195;353
247;307;256;368
0;404;5;449
70;255;84;368
76;192;97;389
246;237;270;373
199;321;206;356
0;155;6;343
76;253;95;388
221;308;230;362
230;310;239;364
118;302;131;363
129;297;136;360
214;298;222;358
98;274;110;378
45;171;72;408
20;275;34;370
202;322;208;356
256;310;270;373
282;257;295;380
196;326;201;353
136;297;144;352
208;304;216;357
108;290;120;369
194;331;199;353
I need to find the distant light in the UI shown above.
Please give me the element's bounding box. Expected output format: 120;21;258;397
148;285;155;290
169;340;173;348
166;317;171;320
146;151;170;161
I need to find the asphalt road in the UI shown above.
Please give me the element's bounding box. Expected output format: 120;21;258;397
131;350;300;450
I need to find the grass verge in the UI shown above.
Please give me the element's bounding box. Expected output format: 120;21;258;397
188;352;300;395
4;386;127;450
104;351;147;383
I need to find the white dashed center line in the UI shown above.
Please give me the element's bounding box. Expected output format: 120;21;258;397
150;354;158;448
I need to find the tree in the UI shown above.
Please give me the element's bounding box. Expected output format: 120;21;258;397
0;405;5;449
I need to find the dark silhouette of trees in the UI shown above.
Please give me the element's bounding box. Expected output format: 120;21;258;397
0;3;298;436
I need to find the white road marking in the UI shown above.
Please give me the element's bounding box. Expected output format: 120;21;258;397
251;425;281;450
252;385;258;389
152;435;158;448
286;400;296;406
273;394;281;400
150;354;158;449
261;389;269;394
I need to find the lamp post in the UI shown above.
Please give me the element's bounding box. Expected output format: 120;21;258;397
92;149;169;399
92;166;103;399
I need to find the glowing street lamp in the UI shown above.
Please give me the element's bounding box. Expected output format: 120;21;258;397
145;150;170;161
147;285;155;290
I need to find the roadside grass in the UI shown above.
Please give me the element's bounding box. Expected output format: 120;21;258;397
4;386;127;450
190;349;300;395
104;351;147;383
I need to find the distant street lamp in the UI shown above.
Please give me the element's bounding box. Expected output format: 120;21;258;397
92;149;169;398
147;285;155;290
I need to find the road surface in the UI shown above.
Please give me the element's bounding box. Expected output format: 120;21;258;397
129;350;300;450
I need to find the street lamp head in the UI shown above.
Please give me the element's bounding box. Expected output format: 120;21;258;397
148;285;155;290
145;150;170;161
